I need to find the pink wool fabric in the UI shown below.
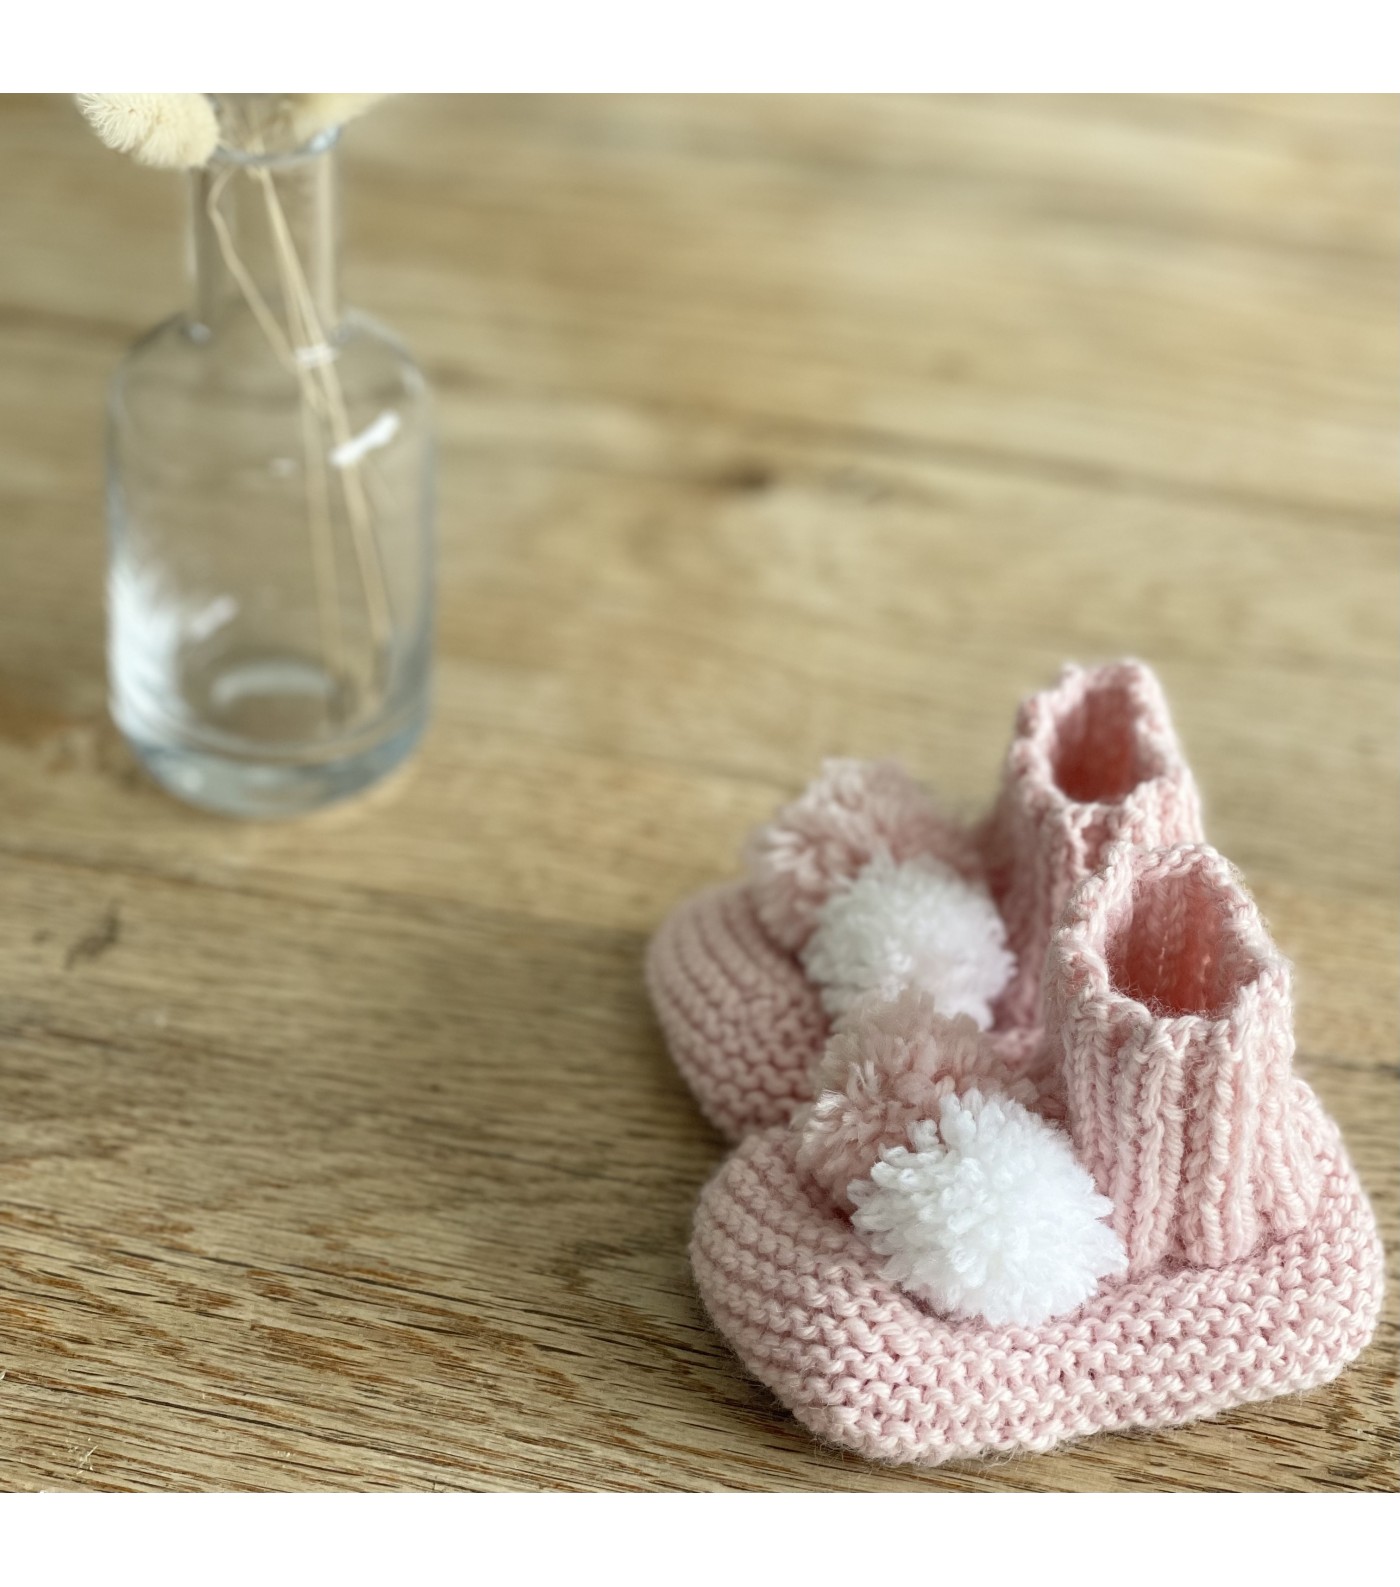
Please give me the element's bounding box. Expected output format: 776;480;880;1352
690;844;1384;1464
795;991;1056;1216
645;881;827;1136
647;659;1203;1140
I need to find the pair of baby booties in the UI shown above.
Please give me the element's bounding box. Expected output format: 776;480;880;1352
645;661;1383;1467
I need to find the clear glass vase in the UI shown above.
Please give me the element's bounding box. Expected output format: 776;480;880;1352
107;126;434;818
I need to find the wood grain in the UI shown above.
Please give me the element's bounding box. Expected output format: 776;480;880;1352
0;92;1395;1491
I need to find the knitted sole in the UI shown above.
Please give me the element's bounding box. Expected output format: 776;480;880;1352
645;882;828;1140
691;1115;1384;1466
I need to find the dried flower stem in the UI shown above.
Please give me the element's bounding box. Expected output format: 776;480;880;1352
297;353;344;704
203;152;396;715
203;164;349;718
252;168;393;691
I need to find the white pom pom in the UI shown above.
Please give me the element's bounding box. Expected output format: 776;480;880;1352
850;1089;1126;1327
801;855;1014;1028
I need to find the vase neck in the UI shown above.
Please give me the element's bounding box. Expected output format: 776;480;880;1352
189;139;341;343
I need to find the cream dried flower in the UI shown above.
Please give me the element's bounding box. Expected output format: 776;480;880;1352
78;93;388;168
77;93;220;168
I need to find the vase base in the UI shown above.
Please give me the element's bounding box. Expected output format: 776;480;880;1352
123;712;427;820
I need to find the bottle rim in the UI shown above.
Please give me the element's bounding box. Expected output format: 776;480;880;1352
210;123;342;171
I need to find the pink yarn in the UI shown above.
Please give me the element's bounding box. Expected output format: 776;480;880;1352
690;843;1383;1464
745;759;979;953
644;882;827;1138
1047;844;1321;1276
795;989;1052;1214
647;659;1205;1140
983;660;1205;1027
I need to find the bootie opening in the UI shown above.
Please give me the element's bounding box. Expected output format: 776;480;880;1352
1051;671;1164;804
1104;856;1259;1018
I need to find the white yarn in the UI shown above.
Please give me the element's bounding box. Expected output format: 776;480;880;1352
801;855;1014;1028
850;1089;1127;1327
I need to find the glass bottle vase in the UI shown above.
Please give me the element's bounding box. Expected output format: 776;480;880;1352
106;127;434;818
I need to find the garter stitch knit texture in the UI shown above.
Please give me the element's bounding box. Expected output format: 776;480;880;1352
690;843;1383;1464
646;880;827;1137
647;659;1204;1141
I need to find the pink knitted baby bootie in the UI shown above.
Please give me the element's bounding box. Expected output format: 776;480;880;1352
690;843;1383;1466
647;659;1203;1140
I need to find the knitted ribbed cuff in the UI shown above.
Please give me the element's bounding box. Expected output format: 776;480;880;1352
1050;844;1320;1275
985;661;1206;1028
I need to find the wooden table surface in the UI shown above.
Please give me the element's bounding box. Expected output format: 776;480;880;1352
0;93;1395;1492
